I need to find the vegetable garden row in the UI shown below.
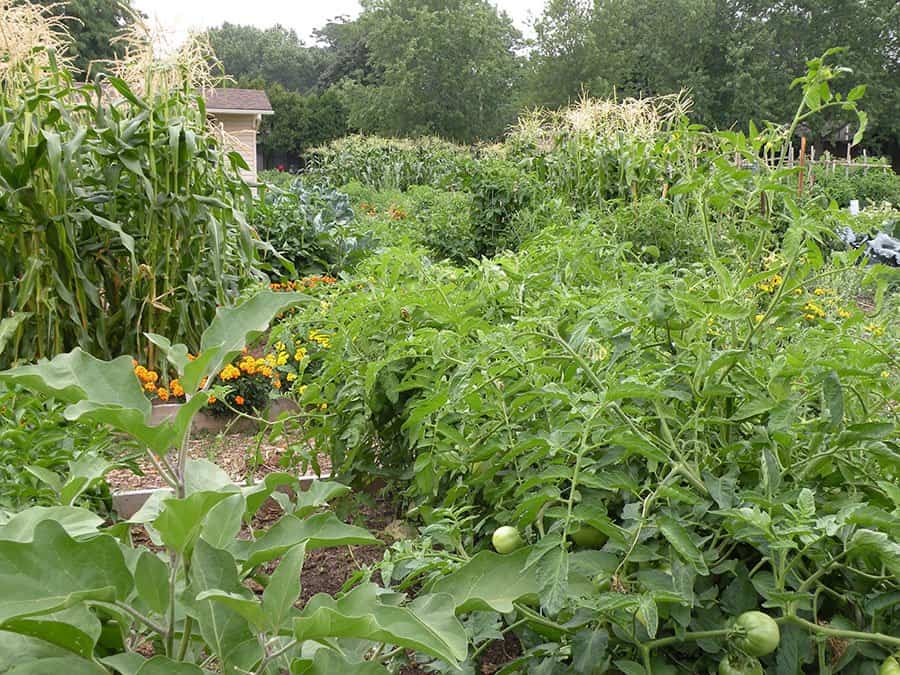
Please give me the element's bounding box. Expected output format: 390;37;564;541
0;5;898;674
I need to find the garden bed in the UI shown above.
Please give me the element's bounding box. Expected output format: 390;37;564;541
108;426;331;517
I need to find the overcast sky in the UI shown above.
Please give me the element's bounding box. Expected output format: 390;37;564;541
132;0;546;44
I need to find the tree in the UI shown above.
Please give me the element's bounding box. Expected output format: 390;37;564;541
343;0;523;142
520;0;602;109
235;78;348;165
24;0;137;76
313;17;378;90
207;23;326;94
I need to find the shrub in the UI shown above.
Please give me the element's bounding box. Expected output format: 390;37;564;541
406;186;478;262
462;157;541;256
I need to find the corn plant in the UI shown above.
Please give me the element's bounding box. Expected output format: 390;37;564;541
0;5;265;372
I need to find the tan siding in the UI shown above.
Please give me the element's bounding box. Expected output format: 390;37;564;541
211;113;258;181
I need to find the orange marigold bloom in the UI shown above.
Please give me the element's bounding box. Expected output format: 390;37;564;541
143;382;156;392
208;395;217;404
157;387;169;401
234;395;245;405
170;379;184;397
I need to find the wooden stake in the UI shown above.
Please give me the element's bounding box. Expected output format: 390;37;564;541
797;135;806;196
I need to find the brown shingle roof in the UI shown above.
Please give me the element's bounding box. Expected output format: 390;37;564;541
205;88;272;113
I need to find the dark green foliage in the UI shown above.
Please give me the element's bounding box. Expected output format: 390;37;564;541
207;23;325;93
255;181;371;275
463;157;541;256
25;0;137;76
607;198;707;262
813;167;900;207
406;186;478;262
343;0;522;142
251;83;349;165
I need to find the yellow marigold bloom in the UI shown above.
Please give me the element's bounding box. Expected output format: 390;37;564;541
793;288;803;296
802;301;826;320
865;323;885;337
260;366;273;378
157;387;169;401
170;380;184;397
220;364;241;381
275;341;285;351
319;402;328;411
294;348;307;361
143;382;156;392
255;357;266;368
298;385;308;394
286;372;298;382
265;353;277;367
813;287;828;296
276;352;289;366
146;370;159;383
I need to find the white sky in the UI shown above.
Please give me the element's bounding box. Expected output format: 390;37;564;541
133;0;546;44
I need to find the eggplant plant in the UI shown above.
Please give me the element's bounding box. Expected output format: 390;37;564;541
0;291;469;673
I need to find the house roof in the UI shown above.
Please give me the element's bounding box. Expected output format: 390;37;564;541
205;88;273;115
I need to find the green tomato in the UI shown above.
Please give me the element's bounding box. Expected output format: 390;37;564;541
718;653;763;675
733;611;780;657
492;526;524;554
881;656;900;675
570;525;607;549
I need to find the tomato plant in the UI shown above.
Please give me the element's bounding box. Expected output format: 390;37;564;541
492;525;524;553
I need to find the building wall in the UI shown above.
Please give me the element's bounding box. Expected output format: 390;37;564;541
211;113;258;181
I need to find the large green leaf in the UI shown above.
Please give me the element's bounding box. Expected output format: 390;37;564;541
263;542;306;630
2;605;101;659
0;350;149;417
7;657;107;674
183;540;259;674
430;547;540;614
232;512;379;570
294;584;467;666
291;648;390;674
0;520;132;624
153;491;236;555
0;507;103;541
134;552;169;615
0;630;71;669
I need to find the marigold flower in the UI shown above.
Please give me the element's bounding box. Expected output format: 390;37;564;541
220;364;241;381
157;387;169;401
865;323;885;337
208;395;217;404
170;380;184;397
234;395;245;405
755;313;765;323
286;372;298;382
294;348;307;361
143;382;156;392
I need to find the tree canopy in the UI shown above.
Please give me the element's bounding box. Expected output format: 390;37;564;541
203;0;899;162
25;0;137;76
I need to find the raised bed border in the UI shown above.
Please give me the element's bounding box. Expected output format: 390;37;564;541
113;397;309;518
